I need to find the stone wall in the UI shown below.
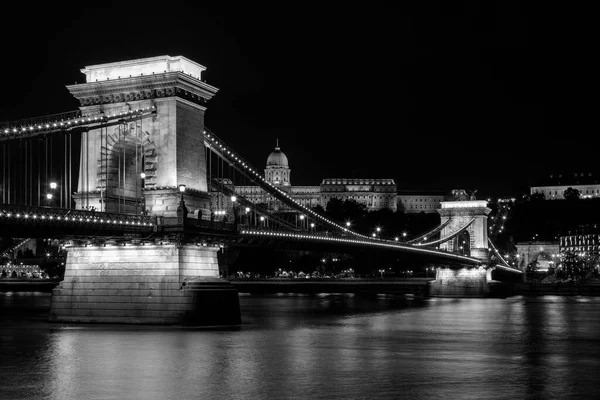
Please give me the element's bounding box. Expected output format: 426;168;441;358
429;267;490;297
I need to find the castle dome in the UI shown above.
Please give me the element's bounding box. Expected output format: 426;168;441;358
266;142;289;167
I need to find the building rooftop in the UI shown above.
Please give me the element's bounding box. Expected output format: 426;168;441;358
535;172;600;186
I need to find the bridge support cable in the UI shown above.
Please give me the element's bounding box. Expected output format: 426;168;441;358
405;218;452;245
488;238;522;273
1;238;33;259
211;177;299;231
414;218;475;247
0;106;157;142
203;128;371;240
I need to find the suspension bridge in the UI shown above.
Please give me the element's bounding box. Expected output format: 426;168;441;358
0;55;521;327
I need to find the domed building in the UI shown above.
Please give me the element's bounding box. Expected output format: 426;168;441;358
233;141;400;214
264;140;290;186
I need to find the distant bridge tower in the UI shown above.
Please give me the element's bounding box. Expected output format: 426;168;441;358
68;55;217;218
430;191;495;297
437;194;491;262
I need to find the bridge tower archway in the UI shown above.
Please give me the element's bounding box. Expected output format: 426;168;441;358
453;230;471;256
437;195;491;262
100;123;149;214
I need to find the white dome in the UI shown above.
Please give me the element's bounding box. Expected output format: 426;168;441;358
266;146;289;167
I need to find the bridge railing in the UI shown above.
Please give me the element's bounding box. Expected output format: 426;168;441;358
0;204;156;228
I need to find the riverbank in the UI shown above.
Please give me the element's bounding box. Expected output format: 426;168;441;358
0;279;59;292
4;278;600;297
514;281;600;296
230;278;432;297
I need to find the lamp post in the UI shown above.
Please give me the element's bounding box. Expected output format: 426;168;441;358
177;184;187;225
403;232;407;242
139;172;146;214
48;182;57;207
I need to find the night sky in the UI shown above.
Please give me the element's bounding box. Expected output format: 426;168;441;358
0;3;594;199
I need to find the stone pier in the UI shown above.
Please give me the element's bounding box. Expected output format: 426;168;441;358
50;244;241;326
430;266;490;297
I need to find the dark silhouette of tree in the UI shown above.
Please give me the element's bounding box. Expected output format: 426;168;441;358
563;187;580;201
529;192;546;202
525;260;539;281
560;250;590;281
39;259;64;279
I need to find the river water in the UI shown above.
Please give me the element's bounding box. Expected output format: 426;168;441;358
1;292;600;400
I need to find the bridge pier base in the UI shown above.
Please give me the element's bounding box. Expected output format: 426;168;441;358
429;266;509;298
49;244;241;327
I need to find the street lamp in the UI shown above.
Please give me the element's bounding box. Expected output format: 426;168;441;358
403;232;407;242
50;182;57;190
177;184;187;224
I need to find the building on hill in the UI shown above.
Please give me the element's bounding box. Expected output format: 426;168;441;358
397;189;445;213
530;172;600;199
233;142;399;214
220;142;447;217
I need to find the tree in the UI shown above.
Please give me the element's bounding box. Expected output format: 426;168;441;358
563;187;581;201
561;250;582;281
529;192;546;202
39;259;65;279
525;260;539;281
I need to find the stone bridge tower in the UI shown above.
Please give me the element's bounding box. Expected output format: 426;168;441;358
50;56;241;327
68;55;218;220
437;191;491;262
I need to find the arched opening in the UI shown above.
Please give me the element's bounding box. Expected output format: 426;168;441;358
453;230;471;256
104;141;144;214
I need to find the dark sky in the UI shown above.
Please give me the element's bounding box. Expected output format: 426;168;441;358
0;3;595;199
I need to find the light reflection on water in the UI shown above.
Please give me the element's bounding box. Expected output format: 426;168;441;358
1;292;600;399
